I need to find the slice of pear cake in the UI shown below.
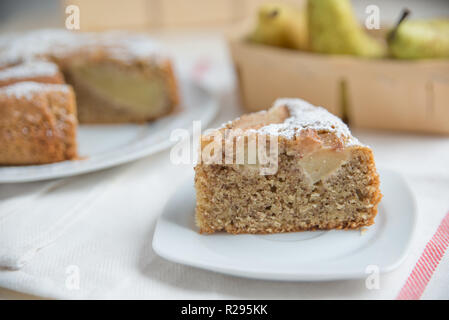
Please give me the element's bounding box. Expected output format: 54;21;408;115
194;98;382;234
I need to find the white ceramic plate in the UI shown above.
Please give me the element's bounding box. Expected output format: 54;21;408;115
0;80;218;183
153;168;416;281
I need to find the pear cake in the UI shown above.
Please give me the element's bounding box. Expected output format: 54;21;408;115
0;29;178;165
194;98;382;234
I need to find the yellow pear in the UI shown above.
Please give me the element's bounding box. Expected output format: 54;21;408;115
388;10;449;59
308;0;386;57
249;3;309;50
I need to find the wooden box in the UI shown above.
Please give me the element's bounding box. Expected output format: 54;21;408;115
229;37;449;134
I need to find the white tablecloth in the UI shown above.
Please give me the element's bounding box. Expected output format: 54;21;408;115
1;33;448;299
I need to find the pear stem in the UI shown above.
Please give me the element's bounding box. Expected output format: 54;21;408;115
388;8;411;42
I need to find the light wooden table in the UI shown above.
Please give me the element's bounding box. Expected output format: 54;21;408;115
0;288;44;300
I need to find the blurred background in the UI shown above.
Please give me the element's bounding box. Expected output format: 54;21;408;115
0;0;448;32
1;0;449;133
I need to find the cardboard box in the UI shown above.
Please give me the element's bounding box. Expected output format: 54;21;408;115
229;37;449;134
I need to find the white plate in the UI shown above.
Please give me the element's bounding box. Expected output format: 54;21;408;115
0;80;218;183
153;168;416;281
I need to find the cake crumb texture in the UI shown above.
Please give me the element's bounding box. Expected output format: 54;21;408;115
194;98;382;234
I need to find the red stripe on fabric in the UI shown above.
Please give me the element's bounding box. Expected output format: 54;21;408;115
396;211;449;300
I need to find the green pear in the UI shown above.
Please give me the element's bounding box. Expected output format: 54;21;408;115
249;3;309;50
388;14;449;59
308;0;386;57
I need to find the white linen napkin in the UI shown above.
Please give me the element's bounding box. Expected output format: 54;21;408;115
0;168;121;270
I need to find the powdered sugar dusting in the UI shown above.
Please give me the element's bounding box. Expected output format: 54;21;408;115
251;98;361;146
0;61;59;81
0;81;69;100
0;29;166;67
0;29;80;66
93;31;165;62
264;98;350;137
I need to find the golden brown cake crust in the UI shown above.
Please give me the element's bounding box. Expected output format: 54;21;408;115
195;98;382;234
0;74;64;87
0;82;78;165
